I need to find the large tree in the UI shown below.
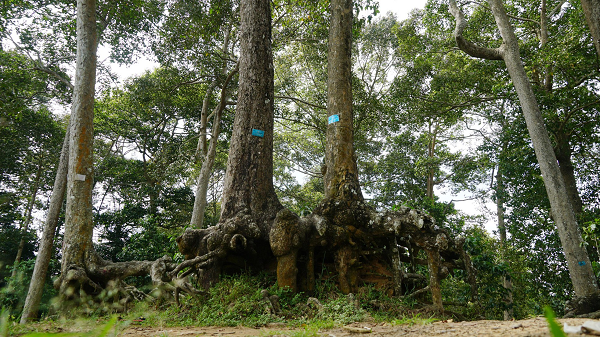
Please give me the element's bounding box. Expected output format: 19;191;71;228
52;0;196;311
175;0;476;314
173;0;285;290
450;0;600;313
57;0;99;297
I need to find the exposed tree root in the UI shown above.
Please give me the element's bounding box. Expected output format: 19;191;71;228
175;199;477;312
55;252;202;312
564;291;600;317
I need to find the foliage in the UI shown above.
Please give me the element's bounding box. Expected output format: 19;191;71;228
0;258;58;319
0;223;36;287
544;306;567;337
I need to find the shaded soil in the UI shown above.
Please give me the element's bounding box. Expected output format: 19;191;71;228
117;317;596;337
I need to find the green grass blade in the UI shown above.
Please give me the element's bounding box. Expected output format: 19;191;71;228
544;306;566;337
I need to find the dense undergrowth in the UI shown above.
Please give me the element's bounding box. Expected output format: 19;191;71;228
4;272;442;336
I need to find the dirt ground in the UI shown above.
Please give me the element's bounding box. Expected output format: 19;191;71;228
117;317;597;337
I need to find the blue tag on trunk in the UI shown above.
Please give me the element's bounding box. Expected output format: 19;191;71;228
328;114;340;124
252;129;265;137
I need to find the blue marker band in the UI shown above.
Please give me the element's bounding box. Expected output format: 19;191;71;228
579;261;586;266
328;114;340;124
252;129;265;137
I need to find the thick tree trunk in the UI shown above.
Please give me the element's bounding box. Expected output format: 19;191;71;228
176;0;289;293
58;0;98;298
450;0;599;300
21;124;70;323
581;0;600;58
12;156;44;279
324;0;363;203
219;0;282;229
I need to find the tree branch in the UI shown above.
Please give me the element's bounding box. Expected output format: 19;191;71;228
449;0;504;61
275;95;326;110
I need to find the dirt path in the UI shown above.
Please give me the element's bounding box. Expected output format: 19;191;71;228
118;317;596;336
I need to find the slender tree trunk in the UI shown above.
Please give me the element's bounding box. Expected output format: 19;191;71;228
11;156;44;279
488;0;598;298
194;80;218;163
194;26;232;164
496;169;514;320
555;139;584;216
20;124;70;323
426;123;436;199
450;0;599;299
58;0;98;297
324;0;363;203
190;65;238;228
219;0;282;231
581;0;600;58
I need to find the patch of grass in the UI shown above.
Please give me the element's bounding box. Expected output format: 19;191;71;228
288;326;320;337
390;313;437;326
11;272;444;335
315;295;365;324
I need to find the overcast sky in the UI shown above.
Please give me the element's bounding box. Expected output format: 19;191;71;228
376;0;428;20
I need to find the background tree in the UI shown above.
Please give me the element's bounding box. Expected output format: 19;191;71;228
449;0;599;313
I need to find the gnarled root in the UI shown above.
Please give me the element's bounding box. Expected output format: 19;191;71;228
173;201;475;314
55;253;205;312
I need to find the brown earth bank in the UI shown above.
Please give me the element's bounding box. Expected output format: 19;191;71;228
114;317;597;337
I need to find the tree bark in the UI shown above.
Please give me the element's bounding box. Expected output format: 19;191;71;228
496;169;513;321
450;0;599;299
324;0;363;203
555;138;584;216
58;0;98;298
21;124;70;323
426;248;443;312
219;0;282;231
581;0;600;58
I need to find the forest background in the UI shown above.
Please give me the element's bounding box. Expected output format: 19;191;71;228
1;0;600;322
